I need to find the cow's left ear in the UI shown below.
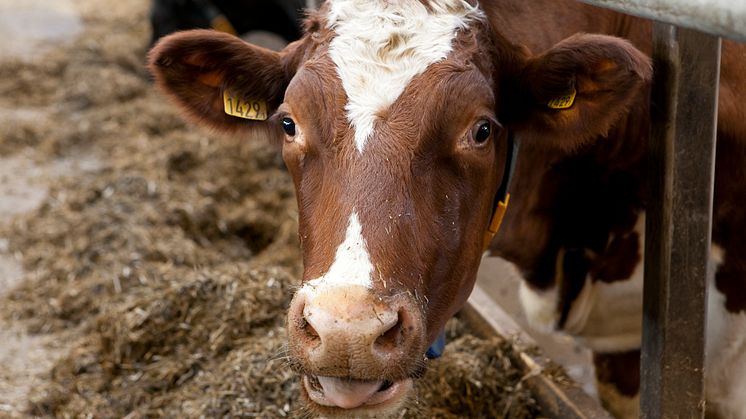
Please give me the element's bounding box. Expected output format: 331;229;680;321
148;29;309;134
502;34;652;151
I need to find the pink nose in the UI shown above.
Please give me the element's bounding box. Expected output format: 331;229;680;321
287;285;424;379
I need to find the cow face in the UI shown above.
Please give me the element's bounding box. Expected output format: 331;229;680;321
148;1;650;416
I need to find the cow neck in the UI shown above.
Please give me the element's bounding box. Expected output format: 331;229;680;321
483;130;519;250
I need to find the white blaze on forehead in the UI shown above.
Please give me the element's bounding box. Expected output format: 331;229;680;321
304;211;374;291
326;0;483;153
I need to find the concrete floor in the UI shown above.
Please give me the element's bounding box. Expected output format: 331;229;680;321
0;0;81;61
0;1;92;412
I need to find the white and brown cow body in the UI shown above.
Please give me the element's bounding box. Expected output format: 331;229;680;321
147;0;745;417
494;105;746;418
491;18;746;419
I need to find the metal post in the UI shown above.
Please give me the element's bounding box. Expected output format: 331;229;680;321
641;24;721;419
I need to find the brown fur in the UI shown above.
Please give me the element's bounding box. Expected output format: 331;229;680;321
594;350;641;398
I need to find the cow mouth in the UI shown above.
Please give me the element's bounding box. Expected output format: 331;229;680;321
303;375;412;410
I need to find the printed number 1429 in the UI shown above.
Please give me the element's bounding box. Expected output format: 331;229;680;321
223;91;268;121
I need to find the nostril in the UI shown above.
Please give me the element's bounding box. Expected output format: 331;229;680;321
300;314;320;340
374;309;405;351
289;294;320;345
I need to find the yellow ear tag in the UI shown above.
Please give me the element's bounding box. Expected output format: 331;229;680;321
547;87;577;110
483;193;510;250
223;90;268;121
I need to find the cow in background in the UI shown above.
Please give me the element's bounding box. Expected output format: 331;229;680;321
490;27;746;419
147;0;746;417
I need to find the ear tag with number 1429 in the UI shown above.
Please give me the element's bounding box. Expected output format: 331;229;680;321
223;90;268;121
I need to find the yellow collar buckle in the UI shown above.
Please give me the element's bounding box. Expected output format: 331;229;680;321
483;193;510;250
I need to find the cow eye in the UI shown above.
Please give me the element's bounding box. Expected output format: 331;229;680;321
281;117;296;136
471;120;492;144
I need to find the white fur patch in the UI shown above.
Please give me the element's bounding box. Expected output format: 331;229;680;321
562;276;596;334
517;213;746;417
565;213;646;352
518;214;646;351
705;246;746;419
519;281;559;333
304;211;374;291
573;258;644;352
326;0;483;152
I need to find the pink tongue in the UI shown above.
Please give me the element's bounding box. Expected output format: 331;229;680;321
316;376;383;409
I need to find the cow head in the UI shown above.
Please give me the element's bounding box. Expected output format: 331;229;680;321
148;0;650;416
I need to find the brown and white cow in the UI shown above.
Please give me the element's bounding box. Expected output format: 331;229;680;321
482;12;746;419
148;0;745;417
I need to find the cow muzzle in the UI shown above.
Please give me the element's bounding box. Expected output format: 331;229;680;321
287;285;425;412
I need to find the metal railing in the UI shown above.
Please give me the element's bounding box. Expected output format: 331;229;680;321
574;0;745;417
577;0;746;42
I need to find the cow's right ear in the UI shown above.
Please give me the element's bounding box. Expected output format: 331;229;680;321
148;29;306;133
